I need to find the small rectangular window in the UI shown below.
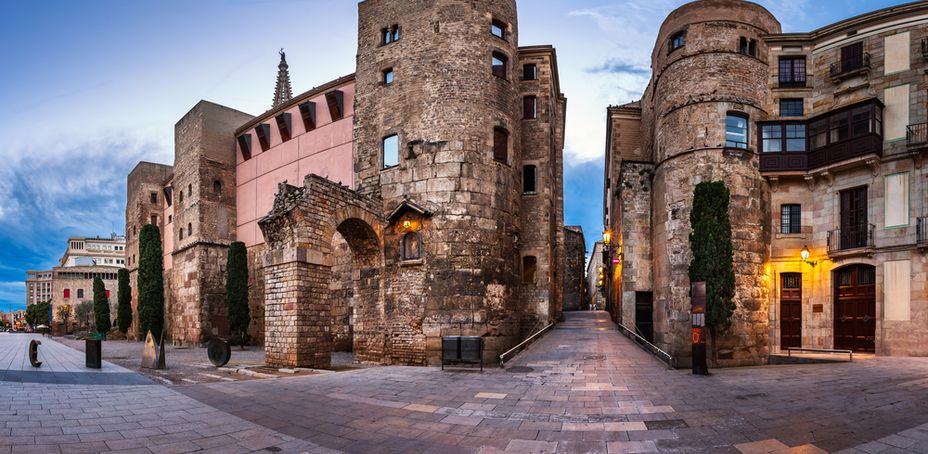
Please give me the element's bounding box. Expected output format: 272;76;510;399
522;256;537;283
780;99;804;117
64;289;70;299
77;289;84;299
382;25;400;45
739;37;757;57
523;64;537;81
778;57;806;88
523;96;537;120
150;215;158;225
669;30;685;53
781;204;801;234
492;52;508;79
491;19;506;39
523;165;537;194
725;113;748;149
150;192;157;204
383;68;394;85
383;134;399;168
493;128;508;164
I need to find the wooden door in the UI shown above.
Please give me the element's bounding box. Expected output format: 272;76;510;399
840;187;868;249
780;273;802;349
635;292;654;343
834;265;876;352
841;42;864;72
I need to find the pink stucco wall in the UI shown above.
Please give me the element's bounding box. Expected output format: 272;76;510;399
235;81;356;247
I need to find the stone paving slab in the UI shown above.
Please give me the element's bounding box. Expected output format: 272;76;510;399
0;334;151;386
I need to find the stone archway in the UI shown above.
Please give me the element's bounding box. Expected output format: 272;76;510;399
259;176;384;369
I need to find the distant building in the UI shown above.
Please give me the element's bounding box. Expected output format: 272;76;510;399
25;234;125;328
587;241;605;310
563;226;586;311
25;270;52;306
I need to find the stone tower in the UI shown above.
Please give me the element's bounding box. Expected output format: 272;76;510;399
354;0;524;362
645;0;779;366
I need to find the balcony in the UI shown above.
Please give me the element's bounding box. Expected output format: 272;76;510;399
827;224;874;256
759;99;883;174
918;217;928;246
829;52;870;81
907;123;928;148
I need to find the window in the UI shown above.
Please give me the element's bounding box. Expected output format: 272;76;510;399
780;99;803;117
188;184;192;198
762;123;806;153
493;127;509;164
150;215;158;225
383;134;399;168
179;228;183;240
213;180;222;194
381;25;400;45
739;37;757;57
782;273;801;289
383;68;394;85
492;52;508;79
105;290;110;299
781;204;801;234
187;223;193;236
179;190;184;203
522;256;537;283
523;165;537;194
669;30;685;53
150;192;158;204
168;215;173;224
77;289;84;299
523;64;537;81
491;19;506;40
778;56;806;88
840;42;864;73
64;289;70;299
725;113;749;149
401;232;421;260
523;96;537;120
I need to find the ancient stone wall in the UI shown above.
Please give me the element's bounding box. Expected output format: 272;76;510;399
618;162;654;327
125;162;173;340
647;0;779;366
562;227;585;311
354;0;526;364
169;101;252;345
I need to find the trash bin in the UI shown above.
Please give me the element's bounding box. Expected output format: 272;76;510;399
85;338;102;369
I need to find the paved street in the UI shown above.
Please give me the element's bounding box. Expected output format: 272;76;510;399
4;312;928;453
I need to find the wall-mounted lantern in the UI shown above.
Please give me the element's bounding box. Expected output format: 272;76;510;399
800;245;818;267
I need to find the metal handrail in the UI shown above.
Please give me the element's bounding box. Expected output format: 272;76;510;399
786;347;853;361
616;322;673;367
907;123;928;146
499;322;555;367
918;217;928;245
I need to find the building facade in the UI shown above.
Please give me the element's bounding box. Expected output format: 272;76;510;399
25;235;125;328
563;226;586;311
587;241;606;310
126;0;568;367
605;0;928;366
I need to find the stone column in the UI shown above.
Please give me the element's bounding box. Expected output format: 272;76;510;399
263;247;331;369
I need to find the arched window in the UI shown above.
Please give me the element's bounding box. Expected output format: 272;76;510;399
492;52;508;79
522;256;537;283
402;232;421;260
493;127;509;164
187;223;193;236
213;180;222;194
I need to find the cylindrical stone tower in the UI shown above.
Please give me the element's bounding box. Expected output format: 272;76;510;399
648;0;779;366
354;0;523;364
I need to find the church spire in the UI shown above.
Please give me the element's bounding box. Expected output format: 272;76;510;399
272;49;293;108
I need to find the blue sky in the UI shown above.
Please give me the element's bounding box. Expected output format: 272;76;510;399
0;0;910;311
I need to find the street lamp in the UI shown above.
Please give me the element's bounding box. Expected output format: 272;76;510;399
800;245;818;267
602;229;612;246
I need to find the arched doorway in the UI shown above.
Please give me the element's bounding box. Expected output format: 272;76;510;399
328;217;383;365
833;264;875;352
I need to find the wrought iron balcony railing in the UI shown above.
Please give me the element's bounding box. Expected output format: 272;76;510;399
827;224;874;252
907;123;928;147
829;52;870;80
918;217;928;245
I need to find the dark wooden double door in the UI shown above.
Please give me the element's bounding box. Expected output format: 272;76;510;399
834;264;876;352
780;273;802;349
839;186;869;249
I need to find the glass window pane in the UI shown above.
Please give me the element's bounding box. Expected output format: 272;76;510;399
726;114;748;148
383;135;399;168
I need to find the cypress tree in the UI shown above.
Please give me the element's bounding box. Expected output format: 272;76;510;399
688;181;736;366
117;268;132;334
138;224;165;341
226;241;250;347
92;277;111;334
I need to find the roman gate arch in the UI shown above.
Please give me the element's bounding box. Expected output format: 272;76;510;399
259;175;385;368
